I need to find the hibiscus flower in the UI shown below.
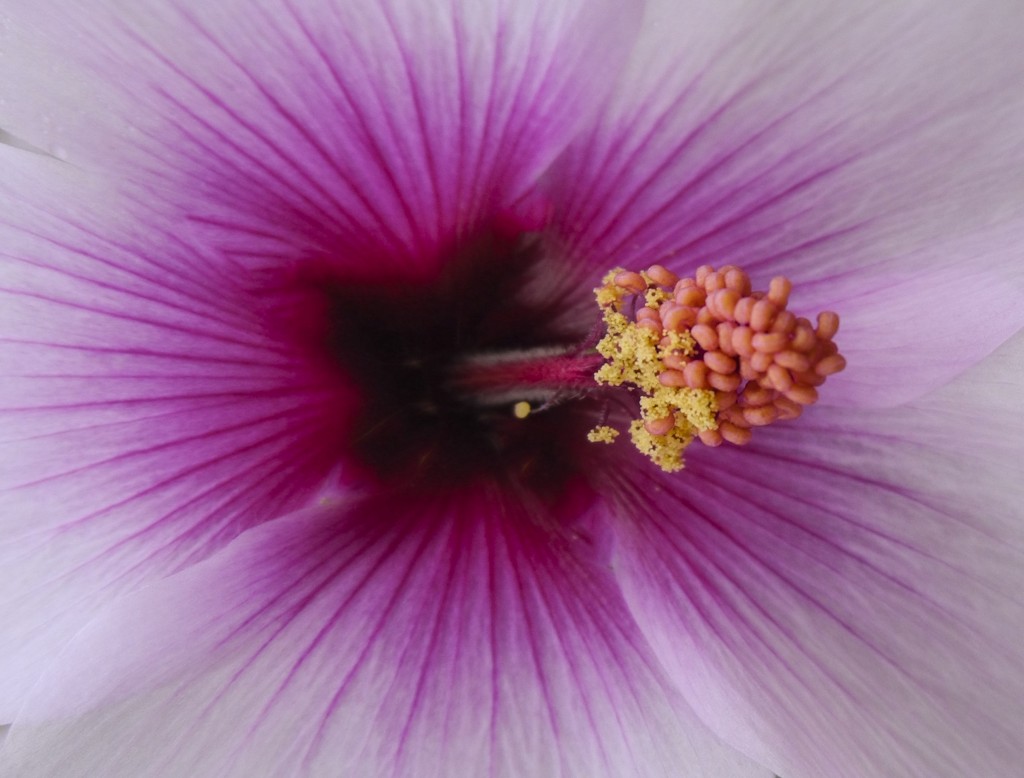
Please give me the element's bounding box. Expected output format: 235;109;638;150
1;0;1022;776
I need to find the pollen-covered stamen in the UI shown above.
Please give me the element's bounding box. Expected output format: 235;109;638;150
592;263;846;471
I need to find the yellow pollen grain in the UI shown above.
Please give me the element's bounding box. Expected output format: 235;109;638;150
644;286;671;308
629;420;689;473
661;328;695;358
594;310;662;391
589;274;717;472
587;426;619;444
512;401;532;419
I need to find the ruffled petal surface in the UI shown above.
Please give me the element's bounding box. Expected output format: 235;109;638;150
1;496;767;778
2;0;641;267
605;333;1024;777
547;0;1024;405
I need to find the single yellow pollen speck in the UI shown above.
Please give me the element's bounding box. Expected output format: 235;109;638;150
512;401;532;419
588;272;717;472
644;286;670;308
587;426;619;444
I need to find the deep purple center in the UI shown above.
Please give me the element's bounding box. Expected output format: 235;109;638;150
277;230;606;506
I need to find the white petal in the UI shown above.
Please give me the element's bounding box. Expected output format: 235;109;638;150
2;0;641;262
549;0;1024;403
606;332;1024;777
2;499;768;778
0;145;347;719
0;0;641;716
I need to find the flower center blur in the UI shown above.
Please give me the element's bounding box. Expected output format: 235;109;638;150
286;230;602;501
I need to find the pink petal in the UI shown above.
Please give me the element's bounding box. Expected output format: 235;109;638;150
0;0;641;717
3;0;641;267
0;145;351;718
603;332;1024;776
1;498;766;778
815;252;1024;407
548;0;1024;403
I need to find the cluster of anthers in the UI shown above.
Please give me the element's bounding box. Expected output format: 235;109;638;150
588;263;846;472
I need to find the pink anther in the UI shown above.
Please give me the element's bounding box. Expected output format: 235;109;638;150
785;384;818;405
767;276;792;307
716;322;737;356
743;405;777;427
662;305;696;332
658;369;689;387
710;289;740;320
724;268;752;296
731;325;755;357
816;311;840;339
614;271;648;294
704;351;737;375
767;364;793;392
774;350;810;373
636;306;661;322
793;369;826;388
815;354;847;376
683;360;709;389
705;272;726;293
773;396;803;420
750;299;778;332
646;264;679;288
751;332;787;354
637;319;662;333
708;372;741;392
741;384;773;406
739;360;760;381
770;310;796;335
691;324;719;352
645;415;676;435
714;391;738;411
791;323;816;352
676;287;706;307
750;351;774;373
720;422;752;446
733;297;755;325
699;429;724;447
